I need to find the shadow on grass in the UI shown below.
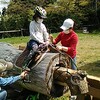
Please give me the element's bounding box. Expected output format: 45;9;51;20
79;60;100;77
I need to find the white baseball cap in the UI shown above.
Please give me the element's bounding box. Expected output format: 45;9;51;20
60;18;74;31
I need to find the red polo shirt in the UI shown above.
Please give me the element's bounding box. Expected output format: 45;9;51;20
53;30;78;58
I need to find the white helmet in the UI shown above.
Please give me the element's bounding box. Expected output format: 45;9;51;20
60;18;74;31
0;59;13;72
34;6;47;18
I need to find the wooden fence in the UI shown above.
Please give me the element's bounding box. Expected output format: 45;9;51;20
0;29;28;38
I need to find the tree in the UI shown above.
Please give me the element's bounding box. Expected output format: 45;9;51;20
5;0;57;31
0;0;100;33
2;7;7;16
53;0;100;30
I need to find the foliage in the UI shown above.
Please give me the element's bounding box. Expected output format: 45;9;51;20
0;0;100;33
44;0;100;32
45;5;66;32
0;0;34;36
0;0;57;32
7;1;33;29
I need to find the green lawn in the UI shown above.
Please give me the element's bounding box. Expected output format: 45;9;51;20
77;33;100;77
0;32;100;100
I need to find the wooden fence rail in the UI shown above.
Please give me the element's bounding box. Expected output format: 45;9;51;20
0;29;27;38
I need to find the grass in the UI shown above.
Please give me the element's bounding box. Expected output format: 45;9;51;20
77;33;100;77
0;36;29;48
0;32;100;100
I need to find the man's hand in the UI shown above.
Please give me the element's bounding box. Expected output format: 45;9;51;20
57;45;68;52
20;71;28;79
49;34;54;43
56;45;62;50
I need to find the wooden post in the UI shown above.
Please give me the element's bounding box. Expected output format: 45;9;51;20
20;28;23;36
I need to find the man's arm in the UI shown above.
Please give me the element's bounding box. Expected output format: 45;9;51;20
0;71;27;86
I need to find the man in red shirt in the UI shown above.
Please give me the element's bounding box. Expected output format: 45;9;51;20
50;18;78;70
